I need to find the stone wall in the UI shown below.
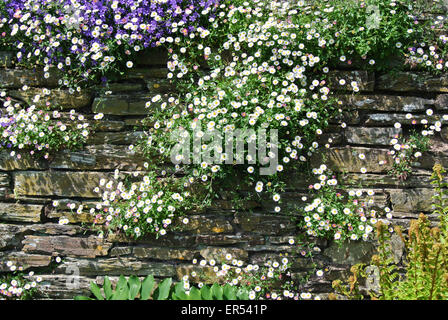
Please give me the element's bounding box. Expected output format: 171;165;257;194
1;10;448;299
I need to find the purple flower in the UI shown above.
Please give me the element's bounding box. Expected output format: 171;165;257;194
0;0;220;86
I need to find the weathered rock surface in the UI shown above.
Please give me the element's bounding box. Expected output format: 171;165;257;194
377;72;448;92
365;113;440;126
233;213;296;235
87;131;145;145
0;203;42;222
0;224;28;249
345;127;401;145
314;147;393;173
323;240;376;265
49;145;146;170
46;211;99;224
133;247;197;261
22;235;111;258
92;94;163;115
340;94;434;112
388;188;435;212
33;274;93;300
56;257;176;277
0;252;52;270
177;215;233;234
14;171;109;198
0;68;60;88
0;151;48;171
0;173;10;186
199;247;248;262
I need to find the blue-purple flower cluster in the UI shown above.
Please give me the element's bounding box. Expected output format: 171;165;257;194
0;0;219;88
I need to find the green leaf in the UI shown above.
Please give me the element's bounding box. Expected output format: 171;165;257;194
236;288;249;300
211;283;223;300
154;278;172;300
223;284;236;300
90;281;104;300
103;277;113;300
141;275;155;300
111;275;130;300
172;281;189;300
200;285;213;300
128;275;141;300
188;286;202;300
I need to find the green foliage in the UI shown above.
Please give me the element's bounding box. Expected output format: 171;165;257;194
333;164;448;300
388;129;431;181
170;254;303;300
95;172;208;238
0;96;92;159
0;262;40;300
140;275;155;300
74;275;249;300
298;165;380;241
94;0;447;241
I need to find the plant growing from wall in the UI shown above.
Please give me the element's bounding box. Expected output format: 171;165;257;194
187;252;325;300
93;172;209;237
0;0;220;89
299;165;381;241
0;90;95;158
0;0;446;301
86;0;448;242
0;262;41;300
388;128;431;181
332;164;448;300
2;0;447;245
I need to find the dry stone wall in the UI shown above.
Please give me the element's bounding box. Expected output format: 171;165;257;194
2;15;448;298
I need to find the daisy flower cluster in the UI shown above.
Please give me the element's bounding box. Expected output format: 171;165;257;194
143;1;337;213
388;113;439;180
79;0;446;240
301;165;384;241
92;0;342;238
83;170;202;238
407;43;448;71
0;261;41;300
0;90;92;158
186;253;319;300
405;14;448;71
0;0;219;88
89;0;447;241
